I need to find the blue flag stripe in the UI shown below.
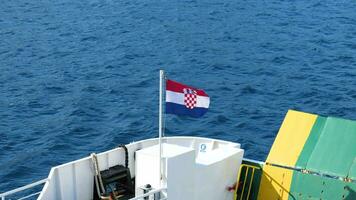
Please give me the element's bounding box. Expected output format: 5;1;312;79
166;102;208;118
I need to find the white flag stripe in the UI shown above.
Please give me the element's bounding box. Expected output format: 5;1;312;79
166;90;210;108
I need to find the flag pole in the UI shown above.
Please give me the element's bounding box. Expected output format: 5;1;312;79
158;69;164;187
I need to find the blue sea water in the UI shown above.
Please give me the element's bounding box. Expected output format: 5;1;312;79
1;0;356;194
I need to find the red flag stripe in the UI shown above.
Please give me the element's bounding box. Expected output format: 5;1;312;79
166;79;209;97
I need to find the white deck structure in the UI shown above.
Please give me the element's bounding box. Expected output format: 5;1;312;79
1;136;244;200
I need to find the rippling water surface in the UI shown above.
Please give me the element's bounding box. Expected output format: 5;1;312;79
1;0;356;193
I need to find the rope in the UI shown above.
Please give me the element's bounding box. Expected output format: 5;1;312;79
91;153;107;199
118;145;129;168
91;145;130;200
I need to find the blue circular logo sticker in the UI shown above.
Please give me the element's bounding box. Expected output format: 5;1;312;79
200;144;207;152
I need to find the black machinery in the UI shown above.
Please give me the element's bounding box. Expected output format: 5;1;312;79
92;145;135;200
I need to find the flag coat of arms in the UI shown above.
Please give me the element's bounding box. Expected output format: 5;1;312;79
166;79;210;118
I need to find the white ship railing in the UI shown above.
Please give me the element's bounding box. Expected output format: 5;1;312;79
129;188;167;200
0;178;48;200
0;181;166;200
0;159;261;200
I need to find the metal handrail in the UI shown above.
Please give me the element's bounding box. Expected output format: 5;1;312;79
265;162;356;183
0;179;165;200
243;158;356;183
18;192;42;200
129;188;167;200
234;164;261;200
0;178;48;200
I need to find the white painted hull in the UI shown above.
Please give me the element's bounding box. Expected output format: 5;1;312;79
2;137;244;200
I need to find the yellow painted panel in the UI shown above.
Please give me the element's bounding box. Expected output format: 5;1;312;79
257;165;294;200
266;110;317;167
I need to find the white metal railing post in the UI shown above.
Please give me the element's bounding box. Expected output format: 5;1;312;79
158;69;164;187
0;178;47;200
129;188;167;200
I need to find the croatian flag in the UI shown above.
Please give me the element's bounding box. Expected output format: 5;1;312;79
166;79;210;118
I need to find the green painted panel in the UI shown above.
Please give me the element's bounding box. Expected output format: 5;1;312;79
282;113;356;200
348;158;356;180
295;116;326;169
343;182;356;200
289;171;324;200
306;117;356;177
322;177;348;200
289;171;356;200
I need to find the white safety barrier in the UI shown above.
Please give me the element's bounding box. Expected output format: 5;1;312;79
0;178;48;200
129;188;167;200
0;181;165;200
